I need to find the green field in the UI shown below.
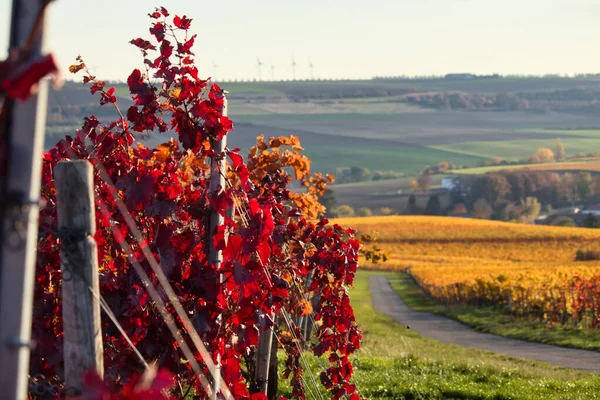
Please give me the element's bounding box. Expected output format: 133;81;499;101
279;271;600;399
303;143;484;175
434;137;600;160
47;80;600;211
220;76;600;98
525;129;600;138
452;159;600;175
332;176;419;189
228;98;432;116
234;111;425;125
228;100;274;115
229;111;600;175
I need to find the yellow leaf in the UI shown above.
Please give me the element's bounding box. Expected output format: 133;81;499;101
69;62;85;74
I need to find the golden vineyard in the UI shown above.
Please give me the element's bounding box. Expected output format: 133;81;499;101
336;216;600;327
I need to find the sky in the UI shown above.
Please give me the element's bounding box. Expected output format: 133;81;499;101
2;0;600;82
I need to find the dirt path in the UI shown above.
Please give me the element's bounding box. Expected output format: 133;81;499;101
369;275;600;372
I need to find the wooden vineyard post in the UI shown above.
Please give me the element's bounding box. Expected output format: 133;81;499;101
54;160;104;396
255;314;274;394
267;321;279;400
0;1;51;398
208;92;228;400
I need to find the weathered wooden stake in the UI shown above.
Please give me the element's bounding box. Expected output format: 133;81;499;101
267;323;279;400
255;313;274;394
208;94;228;400
55;160;103;395
0;1;51;398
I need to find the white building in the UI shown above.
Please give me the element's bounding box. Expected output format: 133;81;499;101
441;178;456;190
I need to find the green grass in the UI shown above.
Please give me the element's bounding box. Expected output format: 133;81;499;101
334;177;411;188
312;98;433;114
229;112;488;174
398;76;600;93
234;112;422;124
452;160;600;175
205;76;600;98
304;144;484;175
332;176;427;189
388;272;600;353
45;124;81;134
434;137;600;160
227;100;274;115
221;82;287;97
278;271;600;399
452;163;542;175
525;129;600;139
229;97;431;115
113;85;138;99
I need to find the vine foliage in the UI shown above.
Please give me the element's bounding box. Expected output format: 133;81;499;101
33;7;362;399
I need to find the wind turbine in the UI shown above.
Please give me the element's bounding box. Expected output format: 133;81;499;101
271;64;276;81
308;59;314;80
257;58;263;81
290;56;297;81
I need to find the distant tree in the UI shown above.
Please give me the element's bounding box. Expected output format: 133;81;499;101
500;171;564;205
469;174;510;208
520;197;542;224
357;207;372;217
485;157;504;166
449;203;468;216
436;161;456;172
527;172;551;203
421;162;456;175
495;92;524;111
594;176;600;195
562;173;576;204
575;172;594;201
336;204;355;217
546;172;567;205
504;172;527;202
319;188;338;218
378;207;394;216
416;173;432;192
335;166;372;184
410;179;419;191
529;147;555;163
372;170;404;181
449;176;469;205
583;214;600;228
496;202;522;222
408;194;417;207
424;194;442;215
472;198;493;219
349;166;371;182
404;194;422;215
553;216;576;227
555;138;566;161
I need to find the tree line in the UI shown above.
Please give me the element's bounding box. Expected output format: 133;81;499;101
401;169;598;225
468;170;594;209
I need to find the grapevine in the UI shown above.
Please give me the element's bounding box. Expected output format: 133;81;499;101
33;7;362;399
